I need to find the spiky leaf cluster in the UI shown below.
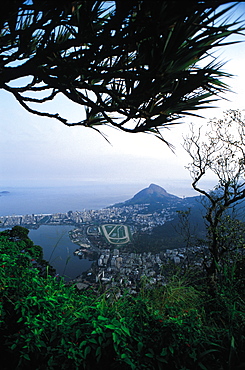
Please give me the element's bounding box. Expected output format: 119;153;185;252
0;1;244;139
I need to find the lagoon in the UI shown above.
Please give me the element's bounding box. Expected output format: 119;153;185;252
28;225;93;281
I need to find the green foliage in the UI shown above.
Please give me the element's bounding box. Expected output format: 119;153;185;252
1;227;245;369
0;226;43;261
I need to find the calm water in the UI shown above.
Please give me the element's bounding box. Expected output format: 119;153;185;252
0;224;92;281
28;225;93;281
0;185;138;216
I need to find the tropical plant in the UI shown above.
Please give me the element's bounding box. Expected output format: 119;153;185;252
0;1;244;141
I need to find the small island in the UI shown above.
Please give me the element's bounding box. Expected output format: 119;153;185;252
0;191;10;196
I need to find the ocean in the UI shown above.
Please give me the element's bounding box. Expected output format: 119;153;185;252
0;184;138;216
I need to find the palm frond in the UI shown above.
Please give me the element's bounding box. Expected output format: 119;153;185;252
0;1;244;140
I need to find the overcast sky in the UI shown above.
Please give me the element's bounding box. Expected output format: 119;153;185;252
1;3;245;197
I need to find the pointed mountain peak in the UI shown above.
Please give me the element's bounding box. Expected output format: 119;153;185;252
133;184;179;200
114;184;180;207
148;183;169;195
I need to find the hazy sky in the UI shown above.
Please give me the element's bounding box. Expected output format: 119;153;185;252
1;3;245;197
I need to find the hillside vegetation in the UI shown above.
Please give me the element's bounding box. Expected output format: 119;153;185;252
1;226;245;369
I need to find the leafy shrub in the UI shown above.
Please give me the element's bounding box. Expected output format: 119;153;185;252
1;228;245;369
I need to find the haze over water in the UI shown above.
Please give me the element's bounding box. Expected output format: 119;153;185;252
0;184;134;216
0;181;201;217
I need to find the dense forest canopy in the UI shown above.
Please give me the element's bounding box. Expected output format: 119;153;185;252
0;1;244;141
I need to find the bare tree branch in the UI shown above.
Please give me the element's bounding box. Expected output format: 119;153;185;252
184;109;245;279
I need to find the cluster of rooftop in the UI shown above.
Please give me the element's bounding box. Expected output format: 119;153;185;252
70;245;206;293
0;204;175;232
